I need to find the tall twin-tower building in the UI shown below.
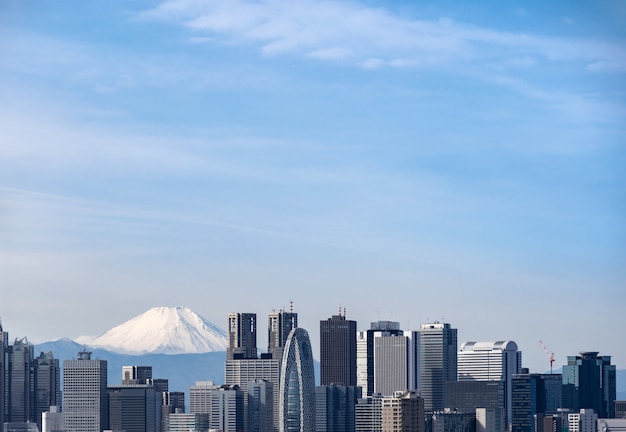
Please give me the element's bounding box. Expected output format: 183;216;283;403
225;309;314;432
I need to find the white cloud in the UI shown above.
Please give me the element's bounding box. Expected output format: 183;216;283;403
140;0;626;72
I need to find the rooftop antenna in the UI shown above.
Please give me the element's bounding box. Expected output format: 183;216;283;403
338;305;342;316
289;300;293;313
343;307;346;317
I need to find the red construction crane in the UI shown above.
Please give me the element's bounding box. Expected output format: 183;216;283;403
539;340;555;374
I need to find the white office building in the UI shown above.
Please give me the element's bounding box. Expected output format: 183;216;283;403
458;341;522;431
63;349;108;432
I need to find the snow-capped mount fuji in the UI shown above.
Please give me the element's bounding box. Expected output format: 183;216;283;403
77;306;227;355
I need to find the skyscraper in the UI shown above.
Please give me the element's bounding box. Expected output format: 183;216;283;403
562;351;616;418
228;312;258;360
373;331;419;396
316;384;361;432
208;385;244;432
320;311;357;386
247;380;274;432
225;309;295;432
447;380;506;432
419;322;457;412
107;384;160;432
268;309;298;361
35;351;60;432
162;391;185;432
189;380;220;414
189;381;244;432
63;348;108;432
357;321;404;397
511;373;562;432
457;340;522;431
355;394;383;432
7;337;35;423
279;327;315;432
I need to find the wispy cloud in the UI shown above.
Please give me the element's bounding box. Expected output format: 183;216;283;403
140;0;626;71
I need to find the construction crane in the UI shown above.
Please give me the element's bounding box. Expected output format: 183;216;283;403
539;340;555;374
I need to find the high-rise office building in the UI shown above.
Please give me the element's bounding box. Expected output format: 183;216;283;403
226;310;290;432
149;378;169;393
0;322;8;427
208;385;244;432
355;394;384;432
320;311;357;386
447;381;506;432
189;381;244;432
122;365;153;385
357;321;404;397
268;309;298;361
108;384;160;432
457;341;522;431
562;351;616;418
7;337;35;423
279;327;315;432
373;331;419;396
228;313;258;360
63;348;108;432
511;373;562;432
247;380;274;432
190;380;220;414
381;390;424;432
35;351;60;432
315;384;361;432
162;391;185;432
419;322;457;412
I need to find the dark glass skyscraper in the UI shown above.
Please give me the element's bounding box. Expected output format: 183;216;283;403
7;337;35;423
511;373;562;432
35;351;60;432
562;351;616;418
320;312;357;386
227;313;258;360
268;310;298;361
315;384;361;432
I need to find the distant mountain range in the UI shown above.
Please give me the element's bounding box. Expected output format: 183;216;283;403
36;337;225;393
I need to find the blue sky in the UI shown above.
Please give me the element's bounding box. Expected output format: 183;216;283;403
1;0;625;374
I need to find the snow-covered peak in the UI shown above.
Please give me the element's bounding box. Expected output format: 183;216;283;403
83;306;227;355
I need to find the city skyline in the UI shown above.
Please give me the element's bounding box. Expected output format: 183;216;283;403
1;0;625;379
